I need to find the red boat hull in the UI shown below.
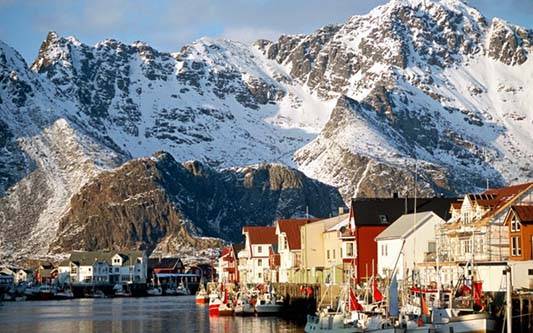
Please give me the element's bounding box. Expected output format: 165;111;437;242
196;297;208;304
209;304;220;316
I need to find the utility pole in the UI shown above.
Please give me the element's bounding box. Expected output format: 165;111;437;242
504;266;512;333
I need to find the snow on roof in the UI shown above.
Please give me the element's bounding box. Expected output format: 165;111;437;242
326;215;351;232
375;211;440;240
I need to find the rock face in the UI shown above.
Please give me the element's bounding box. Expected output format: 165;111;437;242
1;0;533;261
50;152;344;255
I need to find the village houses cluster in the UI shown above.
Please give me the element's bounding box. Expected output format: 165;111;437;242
217;182;533;293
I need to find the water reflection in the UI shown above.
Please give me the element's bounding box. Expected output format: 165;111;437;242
0;296;304;333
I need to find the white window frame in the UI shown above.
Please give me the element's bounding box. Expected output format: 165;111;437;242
511;215;521;232
511;236;522;256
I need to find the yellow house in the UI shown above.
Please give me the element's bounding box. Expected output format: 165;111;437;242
300;214;349;284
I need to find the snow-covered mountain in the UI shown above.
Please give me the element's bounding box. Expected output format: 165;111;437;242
1;0;532;262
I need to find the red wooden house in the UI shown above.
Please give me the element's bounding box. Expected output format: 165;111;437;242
347;196;456;282
217;243;244;283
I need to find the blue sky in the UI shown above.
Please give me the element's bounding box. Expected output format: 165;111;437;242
1;0;532;62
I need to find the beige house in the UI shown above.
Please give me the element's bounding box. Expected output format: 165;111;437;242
300;214;349;284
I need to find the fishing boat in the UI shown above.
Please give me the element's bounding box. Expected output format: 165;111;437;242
147;286;163;296
54;288;74;300
208;293;222;316
364;315;405;333
26;285;56;300
176;283;190;296
165;286;177;296
218;302;234;316
234;293;255;316
195;285;209;304
85;289;106;298
431;309;495;333
255;292;283;315
113;284;132;297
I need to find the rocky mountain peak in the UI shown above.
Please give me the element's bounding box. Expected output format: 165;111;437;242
487;18;532;65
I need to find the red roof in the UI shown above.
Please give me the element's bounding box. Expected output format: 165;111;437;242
451;202;462;210
277;218;319;250
220;246;232;257
243;226;277;245
512;205;533;224
477;182;533;218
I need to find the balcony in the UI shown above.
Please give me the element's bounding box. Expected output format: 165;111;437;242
224;267;236;273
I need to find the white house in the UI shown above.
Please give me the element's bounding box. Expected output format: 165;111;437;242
15;269;34;284
376;211;445;280
239;226;277;284
276;219;317;283
58;251;148;284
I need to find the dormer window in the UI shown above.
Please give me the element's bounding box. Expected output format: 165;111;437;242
511;215;521;232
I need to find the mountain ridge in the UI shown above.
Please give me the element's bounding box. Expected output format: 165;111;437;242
1;0;532;262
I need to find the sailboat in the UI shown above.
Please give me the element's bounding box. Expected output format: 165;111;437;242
234;291;255;316
304;284;367;333
195;283;209;304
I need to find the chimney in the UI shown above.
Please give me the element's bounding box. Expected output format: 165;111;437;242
338;207;346;216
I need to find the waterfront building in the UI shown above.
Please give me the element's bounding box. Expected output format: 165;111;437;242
376;211;445;280
147;257;184;285
35;262;57;284
58;251;147;284
238;226;277;284
268;245;280;283
504;204;533;289
418;182;533;291
504;205;533;261
347;196;455;282
14;269;34;285
300;214;348;284
216;244;243;284
275;218;318;283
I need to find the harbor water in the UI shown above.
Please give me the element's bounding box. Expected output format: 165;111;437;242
0;296;304;333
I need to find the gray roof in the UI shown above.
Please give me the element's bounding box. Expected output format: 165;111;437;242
67;250;144;266
375;211;441;240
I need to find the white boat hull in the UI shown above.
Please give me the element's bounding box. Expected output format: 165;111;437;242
255;304;283;315
435;316;495;333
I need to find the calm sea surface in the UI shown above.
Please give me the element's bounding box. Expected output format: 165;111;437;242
0;296;304;333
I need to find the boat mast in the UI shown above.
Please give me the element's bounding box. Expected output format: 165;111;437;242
413;159;417;283
435;223;441;307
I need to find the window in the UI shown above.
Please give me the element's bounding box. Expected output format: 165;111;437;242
511;236;522;256
136;258;142;264
115;267;119;273
257;259;262;267
463;240;471;254
327;250;330;260
258;272;262;279
332;250;336;259
284;238;288;250
428;241;436;253
257;246;262;253
346;242;354;257
528;269;533;276
511;216;521;232
382;244;388;256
